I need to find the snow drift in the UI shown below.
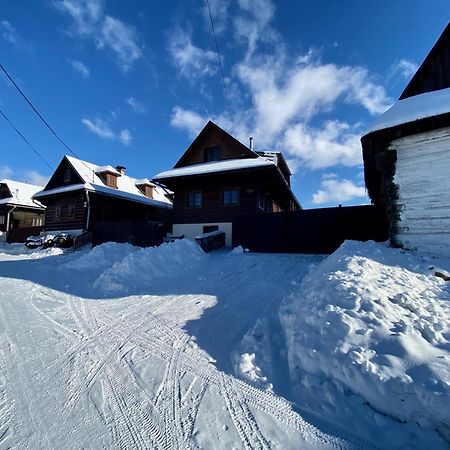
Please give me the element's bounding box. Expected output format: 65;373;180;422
93;239;206;293
281;240;450;439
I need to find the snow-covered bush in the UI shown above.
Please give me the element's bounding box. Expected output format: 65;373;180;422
281;240;450;440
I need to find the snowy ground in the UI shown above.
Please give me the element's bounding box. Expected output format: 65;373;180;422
0;240;448;449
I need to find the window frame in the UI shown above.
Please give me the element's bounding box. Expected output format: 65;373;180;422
67;203;76;220
221;188;240;206
204;146;221;162
185;191;202;208
54;206;61;221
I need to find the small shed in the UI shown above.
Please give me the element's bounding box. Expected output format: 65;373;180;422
361;23;450;256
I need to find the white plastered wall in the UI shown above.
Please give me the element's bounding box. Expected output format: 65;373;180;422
172;223;233;247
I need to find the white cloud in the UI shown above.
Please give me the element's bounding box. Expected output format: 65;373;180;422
96;16;142;72
233;0;278;57
53;0;103;35
70;59;90;78
0;165;13;179
54;0;142;71
81;117;131;145
81;117;115;138
119;129;132;145
168;28;217;80
312;174;367;205
0;20;19;45
202;0;230;35
393;59;418;79
21;170;49;187
170;107;208;138
283;120;363;170
126;97;146;114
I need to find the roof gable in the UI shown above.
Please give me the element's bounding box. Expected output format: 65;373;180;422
174;121;258;168
400;22;450;100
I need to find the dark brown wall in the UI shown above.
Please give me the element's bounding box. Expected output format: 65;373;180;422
0;206;45;231
45;157;84;191
42;192;87;231
175;123;256;168
400;24;450;99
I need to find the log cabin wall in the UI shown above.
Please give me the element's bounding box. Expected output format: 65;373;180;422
389;127;450;256
43;192;87;231
174;123;256;168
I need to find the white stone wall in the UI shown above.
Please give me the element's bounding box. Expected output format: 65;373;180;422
391;127;450;256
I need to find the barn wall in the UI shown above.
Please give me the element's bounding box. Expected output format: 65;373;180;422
391;127;450;255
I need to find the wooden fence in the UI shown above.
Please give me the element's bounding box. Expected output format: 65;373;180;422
232;205;386;254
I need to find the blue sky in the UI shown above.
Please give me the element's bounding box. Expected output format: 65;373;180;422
0;1;448;208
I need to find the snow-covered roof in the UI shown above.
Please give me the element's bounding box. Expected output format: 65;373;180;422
153;157;275;180
0;179;45;209
134;178;153;186
366;87;450;135
34;156;172;209
95;165;121;175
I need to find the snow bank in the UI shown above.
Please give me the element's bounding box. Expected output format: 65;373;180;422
65;242;138;270
281;240;450;440
93;239;205;293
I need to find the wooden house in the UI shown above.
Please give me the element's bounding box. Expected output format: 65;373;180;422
0;179;45;242
152;121;300;246
361;23;450;256
34;155;172;246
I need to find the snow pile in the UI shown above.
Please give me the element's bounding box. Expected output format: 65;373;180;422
65;242;138;270
29;247;65;258
281;240;450;440
93;239;205;293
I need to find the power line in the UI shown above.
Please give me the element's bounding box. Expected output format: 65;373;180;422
0;63;93;175
205;0;236;137
0;107;53;171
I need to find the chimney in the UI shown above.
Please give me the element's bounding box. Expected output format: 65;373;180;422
249;136;253;150
115;165;126;176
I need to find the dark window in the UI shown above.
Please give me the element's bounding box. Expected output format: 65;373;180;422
258;190;266;210
222;188;239;206
186;191;202;208
203;225;218;234
63;168;71;183
0;215;5;225
67;204;76;220
55;207;61;221
204;147;221;162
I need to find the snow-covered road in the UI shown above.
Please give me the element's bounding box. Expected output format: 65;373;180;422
0;243;367;449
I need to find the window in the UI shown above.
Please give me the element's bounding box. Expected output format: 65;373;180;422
222;188;239;206
32;218;43;226
0;215;5;225
258;190;266;210
103;173;118;188
63;168;71;183
204;147;221;162
67;204;76;220
186;191;202;208
54;207;61;221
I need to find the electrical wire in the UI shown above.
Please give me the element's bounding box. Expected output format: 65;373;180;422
205;0;236;137
0;63;93;175
0;107;53;171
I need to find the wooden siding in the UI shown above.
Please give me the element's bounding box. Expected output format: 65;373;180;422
45;157;84;191
0;206;45;232
170;168;295;224
391;127;450;255
400;24;450;100
43;192;87;231
174;121;256;168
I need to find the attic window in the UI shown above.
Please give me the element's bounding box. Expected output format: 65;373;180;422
137;184;153;198
63;168;71;183
104;173;118;189
204;147;221;162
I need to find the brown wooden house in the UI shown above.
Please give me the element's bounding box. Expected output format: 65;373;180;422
34;155;172;246
361;22;450;256
0;179;46;243
152;121;300;246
